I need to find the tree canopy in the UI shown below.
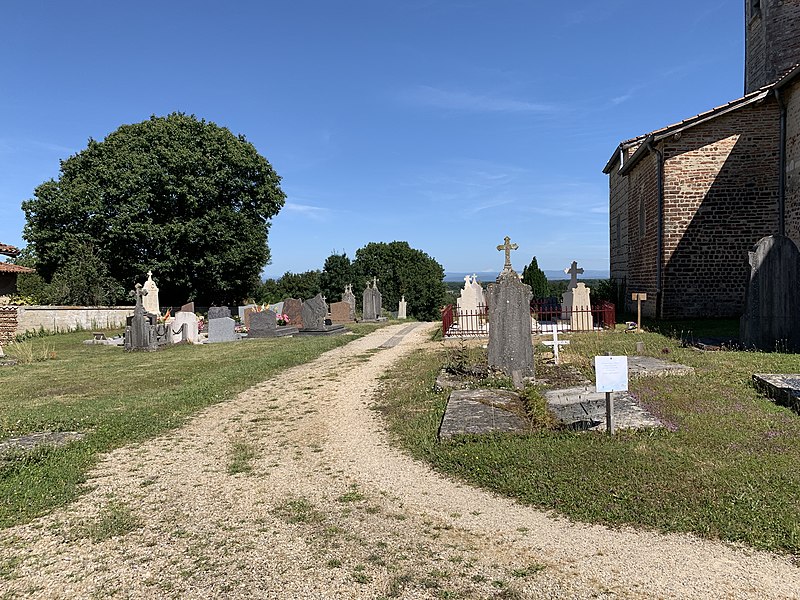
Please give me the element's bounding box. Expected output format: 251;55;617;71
521;256;549;299
22;113;285;305
319;252;355;302
352;241;446;320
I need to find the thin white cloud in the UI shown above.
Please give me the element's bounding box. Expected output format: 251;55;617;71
283;202;330;221
402;85;556;113
465;198;514;215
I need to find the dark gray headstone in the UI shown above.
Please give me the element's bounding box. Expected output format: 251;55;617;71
249;310;277;338
487;270;534;378
208;306;231;320
125;283;158;352
740;235;800;352
180;302;195;313
362;283;383;321
301;294;327;330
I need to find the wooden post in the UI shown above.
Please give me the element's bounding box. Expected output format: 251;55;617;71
631;292;647;333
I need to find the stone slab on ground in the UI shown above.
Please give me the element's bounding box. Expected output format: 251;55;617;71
627;356;693;377
545;386;662;431
296;324;347;336
752;374;800;414
0;431;86;455
439;389;528;440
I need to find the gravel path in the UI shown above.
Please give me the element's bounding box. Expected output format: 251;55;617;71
1;322;798;599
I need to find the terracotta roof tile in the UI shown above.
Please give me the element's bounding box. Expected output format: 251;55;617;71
0;243;21;257
0;263;35;274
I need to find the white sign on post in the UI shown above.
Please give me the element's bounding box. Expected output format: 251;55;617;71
594;355;629;392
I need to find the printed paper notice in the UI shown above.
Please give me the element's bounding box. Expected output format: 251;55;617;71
595;355;629;392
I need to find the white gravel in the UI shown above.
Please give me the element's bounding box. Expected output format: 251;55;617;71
0;322;798;599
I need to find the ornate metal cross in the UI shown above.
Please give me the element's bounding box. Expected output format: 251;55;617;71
496;236;518;271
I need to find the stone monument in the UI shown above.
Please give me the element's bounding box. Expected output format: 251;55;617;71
207;316;239;343
561;261;593;331
125;284;158;352
330;301;355;323
487;236;534;383
208;306;231;320
298;293;346;335
173;311;200;344
741;235;800;351
248;309;298;338
398;295;407;319
142;271;160;315
283;298;304;329
362;278;384;321
343;284;357;311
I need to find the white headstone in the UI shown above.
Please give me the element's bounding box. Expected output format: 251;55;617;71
564;260;584;291
457;275;481;313
142;271;160;315
398;295;407;319
173;311;200;343
562;282;593;331
470;274;486;308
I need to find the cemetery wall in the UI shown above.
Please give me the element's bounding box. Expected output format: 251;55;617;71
0;306;17;345
659;100;780;318
785;78;800;244
745;0;800;93
15;306;134;336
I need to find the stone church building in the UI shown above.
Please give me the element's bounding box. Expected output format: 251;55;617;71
604;0;800;318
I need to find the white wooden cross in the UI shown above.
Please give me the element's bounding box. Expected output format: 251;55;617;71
542;328;570;365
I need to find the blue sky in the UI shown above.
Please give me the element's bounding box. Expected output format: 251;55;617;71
0;1;743;278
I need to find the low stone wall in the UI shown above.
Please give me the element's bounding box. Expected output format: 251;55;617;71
15;306;134;336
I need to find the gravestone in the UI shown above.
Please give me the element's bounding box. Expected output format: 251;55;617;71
207;316;239;343
243;306;261;329
362;277;384;321
208;306;231;320
342;284;356;311
330;301;355;323
301;294;328;330
740;235;800;352
283;298;303;329
457;274;485;313
248;310;299;338
398;295;407;319
180;302;195;313
563;282;594;331
487;237;534;381
173;311;200;344
271;301;284;316
125;283;158;352
238;303;257;323
142;271;160;315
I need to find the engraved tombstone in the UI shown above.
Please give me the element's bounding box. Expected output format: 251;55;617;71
142;271;160;315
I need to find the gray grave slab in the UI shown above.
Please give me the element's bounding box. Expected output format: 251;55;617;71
248;310;299;338
545;386;662;431
752;373;800;414
207;316;239;343
439;389;528;440
627;356;693;377
0;431;86;456
238;304;257;321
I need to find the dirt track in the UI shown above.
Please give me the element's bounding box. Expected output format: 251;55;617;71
1;322;798;599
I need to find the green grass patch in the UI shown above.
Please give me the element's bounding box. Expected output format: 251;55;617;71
271;496;325;524
227;437;258;475
77;500;142;542
0;323;388;528
376;329;800;555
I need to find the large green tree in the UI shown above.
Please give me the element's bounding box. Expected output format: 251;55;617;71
352;241;446;321
521;256;549;299
319;252;355;302
22;113;285;305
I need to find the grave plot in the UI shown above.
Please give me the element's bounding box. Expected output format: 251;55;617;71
752;374;800;414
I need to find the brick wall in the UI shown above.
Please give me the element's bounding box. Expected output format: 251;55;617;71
623;153;660;318
609;151;630;306
785;79;800;243
0;306;18;345
746;0;800;93
660;100;780;318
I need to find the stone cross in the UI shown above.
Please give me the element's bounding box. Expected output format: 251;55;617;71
496;236;519;271
542;328;570;365
129;283;148;306
372;276;379;288
565;261;584;289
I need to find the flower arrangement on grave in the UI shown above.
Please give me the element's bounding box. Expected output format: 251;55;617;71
197;316;204;333
276;313;290;326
